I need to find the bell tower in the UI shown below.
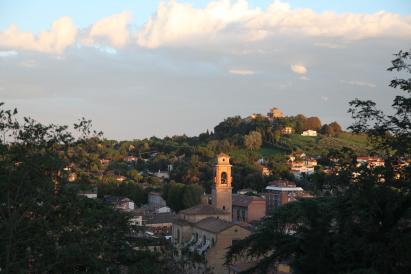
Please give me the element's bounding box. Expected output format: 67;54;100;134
212;153;232;220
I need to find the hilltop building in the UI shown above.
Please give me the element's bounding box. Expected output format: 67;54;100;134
172;153;251;274
267;107;284;119
301;130;317;137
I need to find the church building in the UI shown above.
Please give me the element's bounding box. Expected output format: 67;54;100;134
172;153;251;274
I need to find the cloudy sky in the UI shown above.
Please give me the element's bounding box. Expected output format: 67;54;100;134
1;0;410;139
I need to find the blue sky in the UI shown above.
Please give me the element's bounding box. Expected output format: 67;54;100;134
0;1;410;139
1;0;410;32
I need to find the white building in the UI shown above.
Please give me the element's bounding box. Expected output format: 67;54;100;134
301;130;317;137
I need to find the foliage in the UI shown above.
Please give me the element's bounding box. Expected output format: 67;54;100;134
163;182;204;211
225;50;411;274
0;105;164;273
244;131;263;151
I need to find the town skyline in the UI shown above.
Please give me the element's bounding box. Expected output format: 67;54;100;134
1;0;410;139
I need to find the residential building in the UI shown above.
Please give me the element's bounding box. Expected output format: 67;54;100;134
130;208;146;226
281;126;293;135
99;158;111;165
145;212;175;235
124;155;138;162
78;188;97;199
232;194;266;224
301;130;317;136
261;166;272;176
264;180;304;214
148;192;167;210
156;206;171;214
104;196;135;211
356;156;385;168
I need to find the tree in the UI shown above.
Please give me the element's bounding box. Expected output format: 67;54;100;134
244;131;262;151
164;182;186;211
320;124;334;136
128;169;143;182
304;116;321;130
0;105;164;273
294;114;307;133
226;50;411;274
329;121;343;135
182;184;204;208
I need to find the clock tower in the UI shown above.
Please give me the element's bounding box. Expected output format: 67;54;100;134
212;153;232;221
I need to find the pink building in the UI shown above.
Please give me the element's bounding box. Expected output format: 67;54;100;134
232;194;266;224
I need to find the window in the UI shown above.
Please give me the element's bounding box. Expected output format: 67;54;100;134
221;172;227;184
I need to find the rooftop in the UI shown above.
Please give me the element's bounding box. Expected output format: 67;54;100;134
194;217;235;233
232;194;265;207
268;180;297;188
145;213;175;225
179;204;229;216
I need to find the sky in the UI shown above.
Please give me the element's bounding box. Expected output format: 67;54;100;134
0;0;410;139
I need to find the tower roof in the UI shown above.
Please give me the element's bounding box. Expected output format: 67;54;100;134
216;153;231;165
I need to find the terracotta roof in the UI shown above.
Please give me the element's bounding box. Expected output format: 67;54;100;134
232;194;265;207
179;204;228;215
194;217;235;233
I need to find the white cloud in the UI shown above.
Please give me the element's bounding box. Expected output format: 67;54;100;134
341;80;376;88
291;64;307;75
0;17;77;54
137;0;260;48
229;68;255;75
82;12;132;48
0;50;18;57
137;0;411;48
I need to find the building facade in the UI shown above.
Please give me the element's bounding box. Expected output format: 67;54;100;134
232;194;266;224
172;154;251;274
267;107;284;119
264;180;304;214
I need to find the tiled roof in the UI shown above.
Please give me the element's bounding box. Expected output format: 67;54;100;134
232;194;265;207
179;204;228;215
145;213;175;225
194;217;234;233
217;152;229;157
172;218;191;226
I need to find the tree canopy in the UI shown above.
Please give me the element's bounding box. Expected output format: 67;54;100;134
226;50;411;274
